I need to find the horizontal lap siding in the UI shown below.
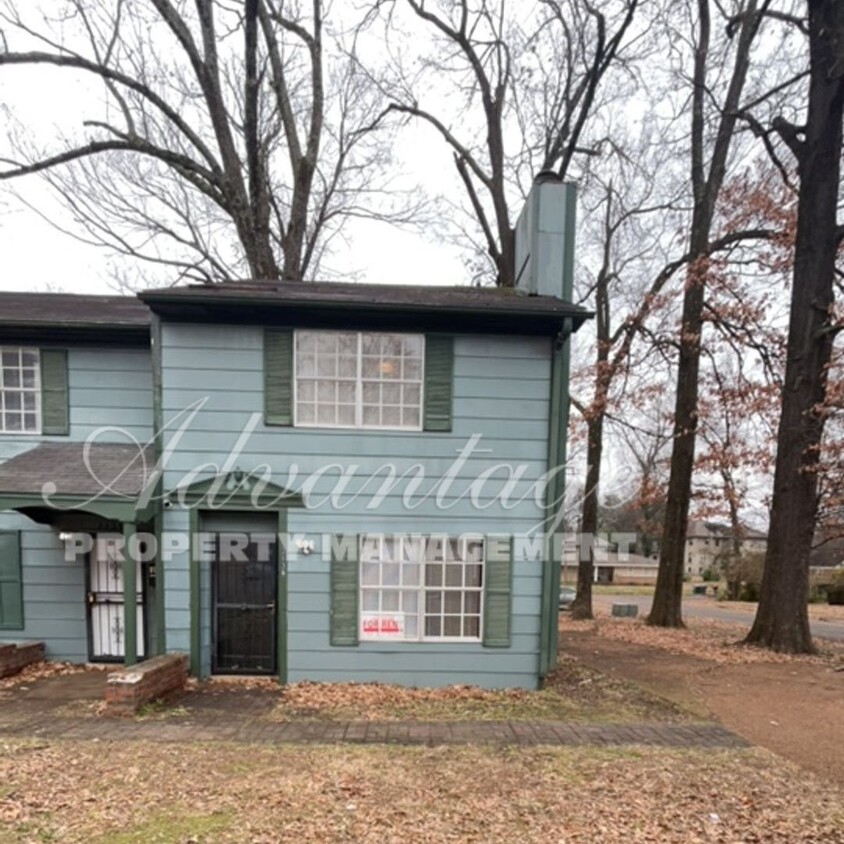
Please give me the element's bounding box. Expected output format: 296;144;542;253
0;345;153;660
160;324;551;689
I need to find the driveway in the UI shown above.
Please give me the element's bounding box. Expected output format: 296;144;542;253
592;593;844;642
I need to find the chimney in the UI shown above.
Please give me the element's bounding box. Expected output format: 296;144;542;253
514;171;577;301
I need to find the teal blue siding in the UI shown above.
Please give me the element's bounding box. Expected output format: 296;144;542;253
160;324;552;688
0;345;153;660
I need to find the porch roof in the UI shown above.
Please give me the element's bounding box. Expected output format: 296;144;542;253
0;442;155;523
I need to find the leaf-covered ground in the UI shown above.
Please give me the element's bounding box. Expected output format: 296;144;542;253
1;739;842;843
560;612;844;666
266;654;687;722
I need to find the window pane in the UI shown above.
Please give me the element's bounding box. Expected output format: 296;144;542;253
382;383;400;404
363;406;380;426
425;563;443;586
297;353;316;376
1;351;17;367
403;591;419;613
361;562;380;585
425;616;442;637
463;617;480;638
4;369;20;388
362;590;379;611
338;382;355;402
5;393;21;412
382;590;400;612
465;565;483;588
405;615;419;637
464;591;481;614
22;369;37;388
4;414;22;432
444;591;462;614
445;564;463;587
297;403;315;424
402;563;420;586
338;334;357;356
443;616;461;637
337;404;355;426
382;563;400;585
425;591;442;614
402;335;424;358
402;384;420;406
317;356;336;377
403;359;422;380
317;333;338;354
23;413;38;431
382;406;401;426
402;407;420;428
298;380;316;402
317;404;335;425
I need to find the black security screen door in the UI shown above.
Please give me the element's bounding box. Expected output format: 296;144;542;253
212;533;278;675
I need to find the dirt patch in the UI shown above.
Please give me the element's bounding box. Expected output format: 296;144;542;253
1;739;842;843
562;622;844;785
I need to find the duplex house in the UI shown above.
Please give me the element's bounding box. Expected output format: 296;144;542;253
0;177;587;689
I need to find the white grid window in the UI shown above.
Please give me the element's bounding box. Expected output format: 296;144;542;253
0;347;40;434
360;535;484;642
295;331;423;430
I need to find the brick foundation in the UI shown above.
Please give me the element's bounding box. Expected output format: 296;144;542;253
0;641;45;679
103;653;189;716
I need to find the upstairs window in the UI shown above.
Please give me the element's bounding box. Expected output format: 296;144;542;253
294;331;424;430
0;347;40;434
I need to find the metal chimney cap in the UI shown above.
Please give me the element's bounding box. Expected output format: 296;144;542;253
534;170;562;184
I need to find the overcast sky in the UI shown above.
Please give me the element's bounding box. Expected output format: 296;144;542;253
0;60;470;296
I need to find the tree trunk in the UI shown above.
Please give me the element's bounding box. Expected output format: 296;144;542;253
649;0;761;627
745;0;844;654
647;258;706;627
571;414;602;619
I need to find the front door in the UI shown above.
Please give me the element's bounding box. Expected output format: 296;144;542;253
212;533;277;674
86;539;145;662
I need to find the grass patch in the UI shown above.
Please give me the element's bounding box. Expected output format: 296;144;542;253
93;811;232;844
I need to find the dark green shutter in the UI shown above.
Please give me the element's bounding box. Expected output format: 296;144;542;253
0;531;23;631
40;349;69;435
264;329;294;426
330;535;359;646
483;535;513;648
423;334;454;432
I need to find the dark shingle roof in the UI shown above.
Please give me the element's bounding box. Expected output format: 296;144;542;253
139;280;590;334
0;291;150;344
141;279;585;316
0;442;151;498
0;291;150;329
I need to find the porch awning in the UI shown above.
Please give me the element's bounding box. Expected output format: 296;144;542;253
0;442;156;524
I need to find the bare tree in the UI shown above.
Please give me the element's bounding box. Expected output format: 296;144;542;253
745;0;844;653
0;1;407;284
648;0;774;627
368;0;642;286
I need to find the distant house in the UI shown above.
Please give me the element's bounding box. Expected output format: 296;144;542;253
684;521;767;577
0;177;590;690
595;553;660;585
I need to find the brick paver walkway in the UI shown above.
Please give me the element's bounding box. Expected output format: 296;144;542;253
0;671;748;749
0;714;746;748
